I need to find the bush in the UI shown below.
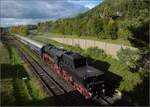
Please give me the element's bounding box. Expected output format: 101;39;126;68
86;47;107;59
104;18;118;40
9;26;29;36
98;31;107;39
73;44;83;53
26;79;46;100
117;28;133;40
13;79;31;105
117;48;141;71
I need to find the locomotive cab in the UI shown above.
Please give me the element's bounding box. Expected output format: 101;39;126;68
61;52;87;71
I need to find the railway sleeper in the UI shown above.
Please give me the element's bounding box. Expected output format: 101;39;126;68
44;76;64;95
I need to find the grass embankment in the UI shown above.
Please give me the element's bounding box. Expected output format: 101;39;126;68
0;39;47;106
0;42;15;105
34;32;131;46
32;36;149;105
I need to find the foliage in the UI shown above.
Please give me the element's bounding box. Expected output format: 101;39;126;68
26;79;46;100
117;28;132;40
0;43;10;63
31;0;149;41
104;18;118;39
13;78;31;105
128;18;149;48
86;47;107;59
117;48;141;71
37;21;53;32
0;43;15;105
9;26;29;36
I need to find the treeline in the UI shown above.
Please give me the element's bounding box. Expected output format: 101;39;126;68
9;25;37;36
9;26;29;36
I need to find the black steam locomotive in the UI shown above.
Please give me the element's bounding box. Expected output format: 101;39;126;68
42;45;105;99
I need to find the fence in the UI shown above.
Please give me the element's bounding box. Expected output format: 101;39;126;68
42;37;136;58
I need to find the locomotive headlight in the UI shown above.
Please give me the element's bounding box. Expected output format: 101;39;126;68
102;89;105;95
89;87;92;91
102;84;105;87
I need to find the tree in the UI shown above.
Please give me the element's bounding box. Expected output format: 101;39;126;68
117;28;132;40
9;26;29;36
104;18;118;39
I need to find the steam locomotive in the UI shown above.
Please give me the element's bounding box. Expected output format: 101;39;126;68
17;35;105;99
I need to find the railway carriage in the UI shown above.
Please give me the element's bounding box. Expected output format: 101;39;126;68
17;35;44;54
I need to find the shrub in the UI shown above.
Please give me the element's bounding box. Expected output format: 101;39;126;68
98;31;107;39
104;18;118;40
13;79;31;105
73;44;82;53
86;47;107;59
9;26;29;36
117;28;133;40
117;48;141;71
26;79;46;100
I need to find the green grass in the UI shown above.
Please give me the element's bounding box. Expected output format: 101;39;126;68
0;42;10;64
33;32;131;46
1;80;15;106
0;42;16;105
26;79;46;100
13;78;32;105
32;36;148;105
0;38;47;106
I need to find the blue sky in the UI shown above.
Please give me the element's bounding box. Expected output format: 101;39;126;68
0;0;102;27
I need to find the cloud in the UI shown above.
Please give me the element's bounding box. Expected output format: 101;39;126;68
84;3;97;9
67;0;102;9
0;0;88;19
0;0;102;27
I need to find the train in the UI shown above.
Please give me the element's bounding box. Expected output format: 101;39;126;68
16;35;105;99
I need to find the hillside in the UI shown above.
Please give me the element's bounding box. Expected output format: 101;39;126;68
35;0;149;48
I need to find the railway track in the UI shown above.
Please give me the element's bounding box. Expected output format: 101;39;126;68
13;38;68;97
15;37;75;93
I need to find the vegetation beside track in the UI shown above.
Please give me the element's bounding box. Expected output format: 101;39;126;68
32;36;149;105
0;38;47;106
33;32;131;46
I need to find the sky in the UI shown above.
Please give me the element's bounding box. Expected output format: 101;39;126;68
0;0;102;27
